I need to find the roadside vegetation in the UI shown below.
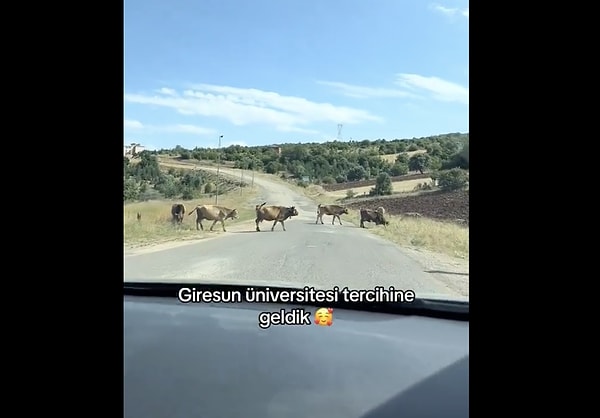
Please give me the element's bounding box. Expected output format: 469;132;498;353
124;153;257;247
347;212;469;260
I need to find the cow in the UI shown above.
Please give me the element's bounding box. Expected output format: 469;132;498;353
136;212;142;221
255;202;299;232
316;204;349;225
359;207;389;228
188;204;239;232
171;204;185;225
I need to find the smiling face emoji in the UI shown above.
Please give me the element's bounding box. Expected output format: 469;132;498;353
314;308;333;326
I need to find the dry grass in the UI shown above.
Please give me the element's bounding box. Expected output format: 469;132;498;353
380;150;427;163
291;182;468;260
348;212;469;260
326;178;433;199
124;187;258;247
156;157;236;170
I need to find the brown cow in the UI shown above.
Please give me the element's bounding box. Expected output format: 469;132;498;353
316;204;349;225
171;204;185;224
359;207;389;228
255;202;299;232
188;204;239;232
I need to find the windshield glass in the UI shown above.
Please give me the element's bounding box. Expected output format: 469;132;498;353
124;0;469;304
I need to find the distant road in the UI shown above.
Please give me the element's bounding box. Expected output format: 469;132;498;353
124;167;468;300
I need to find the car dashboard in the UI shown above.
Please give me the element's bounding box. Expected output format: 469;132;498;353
124;295;469;418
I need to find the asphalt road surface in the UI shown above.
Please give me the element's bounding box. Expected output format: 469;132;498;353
125;167;467;300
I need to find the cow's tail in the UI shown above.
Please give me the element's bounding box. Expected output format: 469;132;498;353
255;202;267;210
188;207;197;216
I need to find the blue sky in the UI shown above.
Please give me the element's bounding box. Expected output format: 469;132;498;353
124;0;469;150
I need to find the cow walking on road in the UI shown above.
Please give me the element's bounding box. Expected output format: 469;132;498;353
359;207;389;228
188;204;239;232
316;204;349;225
255;202;299;232
171;204;186;225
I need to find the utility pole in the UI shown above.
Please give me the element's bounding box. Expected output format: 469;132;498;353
215;135;223;205
240;168;244;195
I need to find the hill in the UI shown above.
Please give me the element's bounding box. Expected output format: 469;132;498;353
124;133;469;225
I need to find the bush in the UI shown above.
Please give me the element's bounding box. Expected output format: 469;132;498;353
373;172;393;195
437;168;469;191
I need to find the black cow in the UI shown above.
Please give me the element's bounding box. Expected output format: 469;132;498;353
171;203;186;224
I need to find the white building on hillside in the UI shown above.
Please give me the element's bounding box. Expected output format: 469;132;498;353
124;143;145;156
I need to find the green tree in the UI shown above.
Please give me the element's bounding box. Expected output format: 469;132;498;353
395;153;409;164
124;178;140;201
373;172;393;195
390;163;409;176
437;168;469;191
347;165;367;181
408;154;438;174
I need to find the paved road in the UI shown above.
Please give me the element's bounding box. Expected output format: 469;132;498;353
125;167;467;300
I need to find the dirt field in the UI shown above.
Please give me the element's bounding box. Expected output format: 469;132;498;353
345;189;469;224
379;149;427;164
327;178;432;198
322;173;431;192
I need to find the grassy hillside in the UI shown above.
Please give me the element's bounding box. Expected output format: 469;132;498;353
124;152;259;247
143;132;468;186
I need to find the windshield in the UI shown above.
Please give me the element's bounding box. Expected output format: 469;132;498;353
124;0;469;305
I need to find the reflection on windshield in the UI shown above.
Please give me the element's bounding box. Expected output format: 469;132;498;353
124;1;469;304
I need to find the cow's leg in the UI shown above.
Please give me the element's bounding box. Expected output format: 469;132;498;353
280;220;286;231
271;220;278;231
198;220;204;231
221;219;226;232
255;218;261;232
209;219;219;231
338;215;343;226
315;213;320;224
332;215;337;225
360;218;365;228
320;215;324;225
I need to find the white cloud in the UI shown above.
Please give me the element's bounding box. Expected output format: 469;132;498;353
169;124;215;135
316;81;416;99
124;84;382;133
123;119;216;135
156;87;177;96
429;3;469;19
395;73;468;105
276;125;320;134
124;119;143;129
